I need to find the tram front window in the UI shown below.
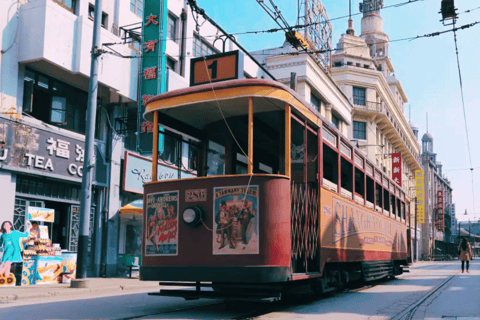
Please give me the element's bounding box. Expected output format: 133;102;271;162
207;140;225;176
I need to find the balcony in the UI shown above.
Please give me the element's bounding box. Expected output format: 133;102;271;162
352;99;421;170
18;0;138;100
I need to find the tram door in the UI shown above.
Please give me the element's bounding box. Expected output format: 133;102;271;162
291;118;320;273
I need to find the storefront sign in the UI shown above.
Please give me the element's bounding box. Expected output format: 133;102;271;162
391;153;402;187
138;0;168;153
190;50;244;86
123;151;196;194
35;256;63;284
415;170;425;224
27;207;55;222
0;117;86;182
145;191;179;256
213;186;259;255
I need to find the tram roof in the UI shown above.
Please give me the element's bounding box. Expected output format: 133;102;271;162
143;79;323;129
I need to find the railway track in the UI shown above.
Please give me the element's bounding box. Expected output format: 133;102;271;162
120;264;459;320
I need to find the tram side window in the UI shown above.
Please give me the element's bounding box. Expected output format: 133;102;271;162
291;120;305;184
376;184;382;210
322;144;338;189
391;195;396;217
307;130;318;190
397;198;402;219
383;189;390;213
207;140;225;176
355;168;364;199
366;176;374;204
401;202;405;220
341;158;352;195
159;130;179;165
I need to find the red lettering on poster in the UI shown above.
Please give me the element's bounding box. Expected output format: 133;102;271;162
145;14;159;26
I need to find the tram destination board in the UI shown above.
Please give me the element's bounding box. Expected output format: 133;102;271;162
190;50;244;86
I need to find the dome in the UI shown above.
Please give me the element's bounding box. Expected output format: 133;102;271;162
422;132;434;141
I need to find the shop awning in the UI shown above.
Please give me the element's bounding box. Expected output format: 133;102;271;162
119;199;143;215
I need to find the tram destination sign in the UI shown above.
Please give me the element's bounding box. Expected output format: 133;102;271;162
190;50;244;87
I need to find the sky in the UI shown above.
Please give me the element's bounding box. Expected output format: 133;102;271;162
192;0;480;222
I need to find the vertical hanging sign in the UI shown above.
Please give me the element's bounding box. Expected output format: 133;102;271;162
436;190;444;231
138;0;168;154
391;153;402;187
415;170;425;224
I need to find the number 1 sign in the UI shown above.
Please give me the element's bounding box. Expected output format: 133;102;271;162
190;50;244;86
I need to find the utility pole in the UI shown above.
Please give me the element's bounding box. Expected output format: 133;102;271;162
76;0;103;279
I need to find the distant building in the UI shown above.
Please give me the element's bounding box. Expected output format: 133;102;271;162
420;132;453;258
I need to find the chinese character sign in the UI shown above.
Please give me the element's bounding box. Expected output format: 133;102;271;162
415;170;425;224
391;153;402;187
436;190;444;230
139;0;168;153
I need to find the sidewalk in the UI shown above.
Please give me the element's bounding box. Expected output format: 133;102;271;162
0;276;161;302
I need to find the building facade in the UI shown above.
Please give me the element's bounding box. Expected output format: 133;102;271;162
330;1;422;260
0;0;264;276
420;132;453;258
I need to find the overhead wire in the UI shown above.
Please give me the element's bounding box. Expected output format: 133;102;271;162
450;16;475;213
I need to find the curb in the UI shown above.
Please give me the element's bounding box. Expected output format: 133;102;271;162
0;283;161;302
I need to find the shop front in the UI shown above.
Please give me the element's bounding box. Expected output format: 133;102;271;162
0;116;105;285
117;151;196;276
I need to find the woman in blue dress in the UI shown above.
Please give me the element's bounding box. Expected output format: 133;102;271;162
0;221;29;277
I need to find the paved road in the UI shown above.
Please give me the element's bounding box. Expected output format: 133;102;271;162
0;260;476;319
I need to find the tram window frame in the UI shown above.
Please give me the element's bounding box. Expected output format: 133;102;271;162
322;144;338;192
391;194;396;218
355;167;365;200
376;185;383;212
366;175;374;206
291;117;305;185
383;189;390;213
397;198;402;220
340;157;353;198
307;127;318;190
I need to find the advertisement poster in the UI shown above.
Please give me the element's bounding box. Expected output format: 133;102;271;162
145;191;179;255
27;207;54;222
213;186;259;255
21;259;39;286
391;153;402;186
415;170;425;224
35;257;63;284
62;253;77;280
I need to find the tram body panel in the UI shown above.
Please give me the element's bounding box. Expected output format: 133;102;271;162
140;175;292;283
320;188;408;265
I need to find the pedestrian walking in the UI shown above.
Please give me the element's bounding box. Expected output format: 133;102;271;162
458;237;473;273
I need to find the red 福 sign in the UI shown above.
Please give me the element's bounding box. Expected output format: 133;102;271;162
391;153;402;187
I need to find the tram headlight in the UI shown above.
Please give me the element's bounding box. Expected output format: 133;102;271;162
182;206;204;227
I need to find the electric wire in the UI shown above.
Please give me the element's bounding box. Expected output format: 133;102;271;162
451;18;475;213
199;55;255;233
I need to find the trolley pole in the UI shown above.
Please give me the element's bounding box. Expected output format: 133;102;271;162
77;0;103;279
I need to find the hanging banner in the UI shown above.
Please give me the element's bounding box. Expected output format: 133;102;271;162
391;153;402;187
27;207;55;223
415;170;425;224
436;190;444;231
213;186;259;255
145;191;179;256
138;0;168;153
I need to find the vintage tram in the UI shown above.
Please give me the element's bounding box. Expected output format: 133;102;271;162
141;78;410;300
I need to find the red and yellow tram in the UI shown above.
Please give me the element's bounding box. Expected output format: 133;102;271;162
141;79;410;300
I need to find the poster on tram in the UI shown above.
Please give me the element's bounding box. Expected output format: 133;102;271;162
213;186;259;255
145;191;179;256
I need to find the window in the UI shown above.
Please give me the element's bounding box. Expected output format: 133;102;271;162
89;4;108;29
22;69;88;134
166;57;176;71
353;121;366;140
129;38;141;53
167;13;177;42
353;87;366;106
332;114;340;129
192;34;218;58
53;0;76;13
130;0;143;17
310;94;321;113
